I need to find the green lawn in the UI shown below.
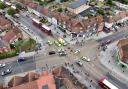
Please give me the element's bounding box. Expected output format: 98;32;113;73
15;38;36;52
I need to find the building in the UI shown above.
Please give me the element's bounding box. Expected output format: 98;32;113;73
0;40;10;53
2;27;23;44
117;39;128;64
2;71;57;89
0;16;12;30
104;11;128;29
67;0;90;14
52;66;88;89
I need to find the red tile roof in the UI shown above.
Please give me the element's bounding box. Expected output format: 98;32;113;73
28;2;38;10
2;27;22;43
0;16;11;29
106;11;128;23
8;71;56;89
118;39;128;63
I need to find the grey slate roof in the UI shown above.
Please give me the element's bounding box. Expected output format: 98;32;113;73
69;0;89;9
0;40;7;48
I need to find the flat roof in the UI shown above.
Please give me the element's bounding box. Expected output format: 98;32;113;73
103;79;118;89
69;0;89;9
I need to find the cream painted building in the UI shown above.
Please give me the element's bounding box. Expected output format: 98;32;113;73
68;0;90;14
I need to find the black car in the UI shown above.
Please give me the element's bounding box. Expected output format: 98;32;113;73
1;69;12;76
17;58;26;62
49;51;56;55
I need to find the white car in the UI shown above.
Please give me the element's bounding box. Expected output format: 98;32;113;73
76;61;83;66
81;56;90;62
0;63;6;68
74;49;80;54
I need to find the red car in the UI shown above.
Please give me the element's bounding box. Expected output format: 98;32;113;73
105;40;111;44
101;40;111;46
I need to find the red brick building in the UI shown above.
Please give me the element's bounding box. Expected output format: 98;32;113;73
0;71;56;89
117;39;128;64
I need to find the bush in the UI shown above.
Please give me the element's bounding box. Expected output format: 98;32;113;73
7;8;16;16
0;50;18;59
16;3;22;9
0;1;6;9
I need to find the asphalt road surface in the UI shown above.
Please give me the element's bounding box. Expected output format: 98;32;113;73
106;73;128;89
17;14;49;41
97;29;128;43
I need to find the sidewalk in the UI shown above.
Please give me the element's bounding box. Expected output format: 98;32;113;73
98;41;128;84
0;57;17;63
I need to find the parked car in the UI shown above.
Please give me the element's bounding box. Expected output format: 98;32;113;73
0;63;5;68
76;61;83;67
1;69;12;76
49;51;56;55
80;56;90;62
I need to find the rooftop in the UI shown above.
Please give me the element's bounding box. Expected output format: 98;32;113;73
68;0;89;9
118;39;128;63
8;71;56;89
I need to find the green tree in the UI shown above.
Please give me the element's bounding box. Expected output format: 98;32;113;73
16;3;22;9
97;9;105;15
107;0;113;6
0;2;6;9
7;8;16;16
57;8;63;12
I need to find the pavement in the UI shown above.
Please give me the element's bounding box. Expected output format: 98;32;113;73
99;41;128;89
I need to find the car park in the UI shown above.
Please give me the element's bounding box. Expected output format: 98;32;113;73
0;63;6;68
80;56;90;62
49;51;56;55
1;69;12;76
76;61;83;67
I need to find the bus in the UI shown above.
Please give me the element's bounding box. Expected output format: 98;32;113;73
99;78;119;89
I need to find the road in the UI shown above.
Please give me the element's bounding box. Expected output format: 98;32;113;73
97;29;128;43
0;39;128;89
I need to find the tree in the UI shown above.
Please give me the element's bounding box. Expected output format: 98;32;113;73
16;3;22;9
0;2;6;9
97;9;105;15
7;8;16;16
57;8;63;12
107;0;113;6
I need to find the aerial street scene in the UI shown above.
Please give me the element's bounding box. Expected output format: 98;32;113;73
0;0;128;89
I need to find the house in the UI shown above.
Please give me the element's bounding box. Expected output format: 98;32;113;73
117;39;128;64
27;2;41;17
7;71;56;89
0;40;10;53
2;27;23;44
104;11;128;28
67;0;90;14
0;16;12;30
